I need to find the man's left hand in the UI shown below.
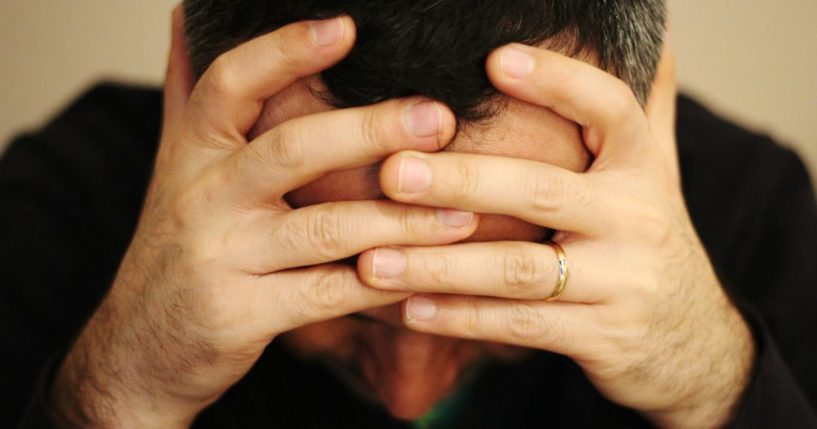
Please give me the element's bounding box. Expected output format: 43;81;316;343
359;42;755;428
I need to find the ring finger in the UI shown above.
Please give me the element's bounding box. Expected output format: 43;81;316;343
358;240;608;304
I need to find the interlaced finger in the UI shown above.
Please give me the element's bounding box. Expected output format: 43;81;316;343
359;241;605;303
228;200;477;273
254;264;410;334
486;43;655;167
221;97;455;203
401;294;596;357
380;151;611;236
184;17;355;147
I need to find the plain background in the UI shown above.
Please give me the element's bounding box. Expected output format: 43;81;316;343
1;1;816;187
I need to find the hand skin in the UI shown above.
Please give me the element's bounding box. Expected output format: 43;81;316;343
358;42;756;427
48;10;474;428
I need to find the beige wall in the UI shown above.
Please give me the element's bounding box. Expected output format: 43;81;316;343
2;1;816;186
0;1;176;145
669;0;817;185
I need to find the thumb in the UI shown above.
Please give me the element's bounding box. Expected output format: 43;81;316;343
645;26;679;178
163;4;195;130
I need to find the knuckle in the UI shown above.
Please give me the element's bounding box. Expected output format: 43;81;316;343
196;287;242;333
264;124;308;171
449;160;481;201
203;55;241;98
502;247;544;298
462;300;483;337
418;251;457;286
606;80;640;122
396;204;418;237
530;170;582;213
507;303;546;342
168;182;211;230
301;206;347;259
190;118;240;150
630;271;661;300
357;107;388;153
301;267;350;314
166;194;194;232
228;144;265;188
266;217;300;259
633;206;673;247
610;253;661;303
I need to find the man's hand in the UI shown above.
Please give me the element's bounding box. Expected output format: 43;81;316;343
48;9;472;428
359;42;755;427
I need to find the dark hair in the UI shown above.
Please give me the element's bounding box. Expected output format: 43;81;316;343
183;0;666;121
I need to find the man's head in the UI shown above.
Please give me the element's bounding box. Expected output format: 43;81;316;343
184;0;665;115
182;0;666;419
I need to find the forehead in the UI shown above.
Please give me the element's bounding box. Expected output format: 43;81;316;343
449;95;587;172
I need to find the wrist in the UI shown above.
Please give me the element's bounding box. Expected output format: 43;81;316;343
49;349;195;429
48;308;198;428
649;302;756;428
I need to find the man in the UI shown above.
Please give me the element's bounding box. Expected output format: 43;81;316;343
2;1;816;427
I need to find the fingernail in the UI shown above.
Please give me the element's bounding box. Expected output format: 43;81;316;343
438;209;473;228
398;157;432;193
407;296;438;322
310;17;345;47
500;47;534;79
372;248;406;279
404;101;442;137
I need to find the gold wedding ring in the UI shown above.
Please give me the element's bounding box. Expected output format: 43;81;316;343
545;241;568;302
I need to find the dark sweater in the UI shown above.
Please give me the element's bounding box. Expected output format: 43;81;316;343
2;83;816;428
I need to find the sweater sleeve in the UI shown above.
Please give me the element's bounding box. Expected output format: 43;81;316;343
729;303;817;428
0;83;160;427
724;149;817;427
0;130;113;427
16;356;62;429
679;95;817;426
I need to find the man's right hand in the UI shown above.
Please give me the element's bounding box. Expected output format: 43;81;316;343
48;10;470;428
